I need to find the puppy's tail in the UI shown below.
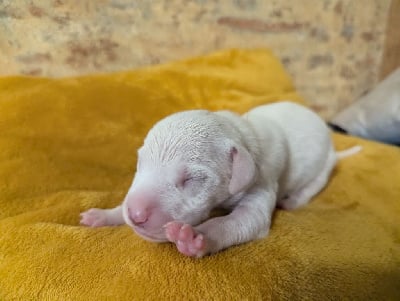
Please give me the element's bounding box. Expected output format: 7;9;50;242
336;145;363;159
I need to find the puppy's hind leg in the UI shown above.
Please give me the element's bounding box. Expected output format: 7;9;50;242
280;152;337;210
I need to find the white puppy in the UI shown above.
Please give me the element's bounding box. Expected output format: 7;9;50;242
80;101;360;257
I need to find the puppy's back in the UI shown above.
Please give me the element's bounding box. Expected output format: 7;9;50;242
243;101;334;195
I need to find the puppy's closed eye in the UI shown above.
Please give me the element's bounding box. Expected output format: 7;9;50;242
178;173;208;196
183;175;207;187
182;177;195;187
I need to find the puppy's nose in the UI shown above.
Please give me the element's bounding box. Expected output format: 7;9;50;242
128;207;149;226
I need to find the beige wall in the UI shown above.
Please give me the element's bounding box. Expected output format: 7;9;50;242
0;0;392;118
380;0;400;80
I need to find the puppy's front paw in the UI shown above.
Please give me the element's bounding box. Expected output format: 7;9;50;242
80;208;108;227
165;222;207;258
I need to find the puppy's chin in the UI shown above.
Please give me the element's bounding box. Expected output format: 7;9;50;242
131;226;168;243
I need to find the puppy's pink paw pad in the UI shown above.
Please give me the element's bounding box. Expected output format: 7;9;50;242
80;208;107;227
165;222;207;257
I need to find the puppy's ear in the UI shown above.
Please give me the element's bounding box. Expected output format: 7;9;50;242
228;144;256;195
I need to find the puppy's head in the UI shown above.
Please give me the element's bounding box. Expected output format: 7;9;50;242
122;110;256;242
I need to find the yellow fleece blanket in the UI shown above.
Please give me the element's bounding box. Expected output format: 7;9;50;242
0;49;399;300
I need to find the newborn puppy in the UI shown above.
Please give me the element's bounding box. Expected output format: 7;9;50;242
80;101;360;257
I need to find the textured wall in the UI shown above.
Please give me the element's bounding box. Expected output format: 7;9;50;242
380;0;400;80
0;0;391;118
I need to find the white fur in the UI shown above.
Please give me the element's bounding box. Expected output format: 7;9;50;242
80;101;360;257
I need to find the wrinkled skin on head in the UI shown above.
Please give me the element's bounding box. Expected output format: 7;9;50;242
122;110;235;242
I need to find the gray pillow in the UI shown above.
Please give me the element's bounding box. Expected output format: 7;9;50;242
331;68;400;145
